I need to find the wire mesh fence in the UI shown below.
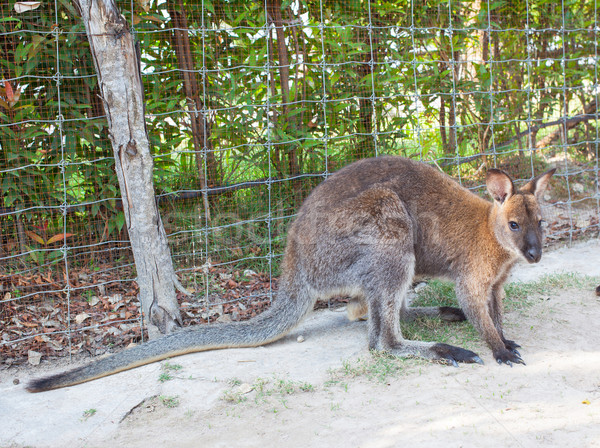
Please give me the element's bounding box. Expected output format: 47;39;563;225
1;0;599;366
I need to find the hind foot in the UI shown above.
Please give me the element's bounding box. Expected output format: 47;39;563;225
438;306;467;322
384;342;483;367
346;298;368;321
431;343;484;367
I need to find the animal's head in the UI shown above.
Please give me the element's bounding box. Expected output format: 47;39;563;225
486;167;556;263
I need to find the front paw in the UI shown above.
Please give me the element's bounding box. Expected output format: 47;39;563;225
504;339;521;356
494;348;525;366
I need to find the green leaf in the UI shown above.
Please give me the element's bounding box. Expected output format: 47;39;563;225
115;212;126;232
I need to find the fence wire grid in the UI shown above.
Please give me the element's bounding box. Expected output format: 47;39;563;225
1;0;599;365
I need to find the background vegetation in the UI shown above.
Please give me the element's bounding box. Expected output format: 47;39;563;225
0;0;598;360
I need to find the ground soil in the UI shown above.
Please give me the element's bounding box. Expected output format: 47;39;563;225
1;240;599;448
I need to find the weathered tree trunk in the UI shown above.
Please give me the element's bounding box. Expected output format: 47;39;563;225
77;0;183;338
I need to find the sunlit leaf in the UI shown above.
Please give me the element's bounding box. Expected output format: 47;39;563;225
14;1;41;13
46;233;76;245
25;231;45;245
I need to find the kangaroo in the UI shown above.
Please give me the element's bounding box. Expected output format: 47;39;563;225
27;156;555;392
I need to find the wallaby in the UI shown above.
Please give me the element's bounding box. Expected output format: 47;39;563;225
27;156;555;392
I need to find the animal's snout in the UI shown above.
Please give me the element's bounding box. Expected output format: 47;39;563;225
525;246;541;263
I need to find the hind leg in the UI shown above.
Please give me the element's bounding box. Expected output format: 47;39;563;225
364;258;481;366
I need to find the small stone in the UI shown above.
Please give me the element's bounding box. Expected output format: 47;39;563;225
217;314;232;323
243;269;258;277
297;335;305;343
572;183;584;194
237;383;254;395
576;217;589;229
13;378;19;385
200;260;212;274
219;272;232;281
414;282;427;293
108;294;122;304
28;350;42;366
75;312;90;325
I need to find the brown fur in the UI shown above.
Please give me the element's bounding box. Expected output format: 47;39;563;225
27;157;554;392
284;157;554;365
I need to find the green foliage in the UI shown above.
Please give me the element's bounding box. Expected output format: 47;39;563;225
328;350;412;385
81;408;97;421
504;272;600;309
221;376;315;406
1;0;598;269
158;360;184;382
159;395;180;408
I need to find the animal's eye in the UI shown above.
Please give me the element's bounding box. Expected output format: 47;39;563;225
509;221;520;231
539;219;546;228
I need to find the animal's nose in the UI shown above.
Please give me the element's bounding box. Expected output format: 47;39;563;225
526;247;541;263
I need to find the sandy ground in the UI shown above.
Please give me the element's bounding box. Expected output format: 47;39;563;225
1;239;599;448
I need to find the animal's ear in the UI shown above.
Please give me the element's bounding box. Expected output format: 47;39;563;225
486;169;514;205
520;168;556;199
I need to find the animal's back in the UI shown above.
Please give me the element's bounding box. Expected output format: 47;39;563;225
298;157;485;218
289;156;490;278
301;157;437;205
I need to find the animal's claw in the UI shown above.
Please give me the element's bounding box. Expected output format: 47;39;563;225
495;348;525;367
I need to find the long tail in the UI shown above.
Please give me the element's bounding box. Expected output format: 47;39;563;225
26;288;314;393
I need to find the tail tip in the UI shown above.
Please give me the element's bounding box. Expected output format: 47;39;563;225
25;378;51;393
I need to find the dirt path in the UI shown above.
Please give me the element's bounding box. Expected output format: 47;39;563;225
1;240;599;448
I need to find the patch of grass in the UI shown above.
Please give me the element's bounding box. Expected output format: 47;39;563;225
81;408;97;421
227;377;242;387
222;388;249;404
413;272;600;311
299;382;315;392
158;361;184;382
159;395;180;408
162;361;183;372
403;318;480;350
411;280;457;308
327;272;599;387
330;351;413;385
254;377;315;401
505;272;600;309
406;273;600;346
407;280;479;349
221;376;315;406
158;372;173;383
